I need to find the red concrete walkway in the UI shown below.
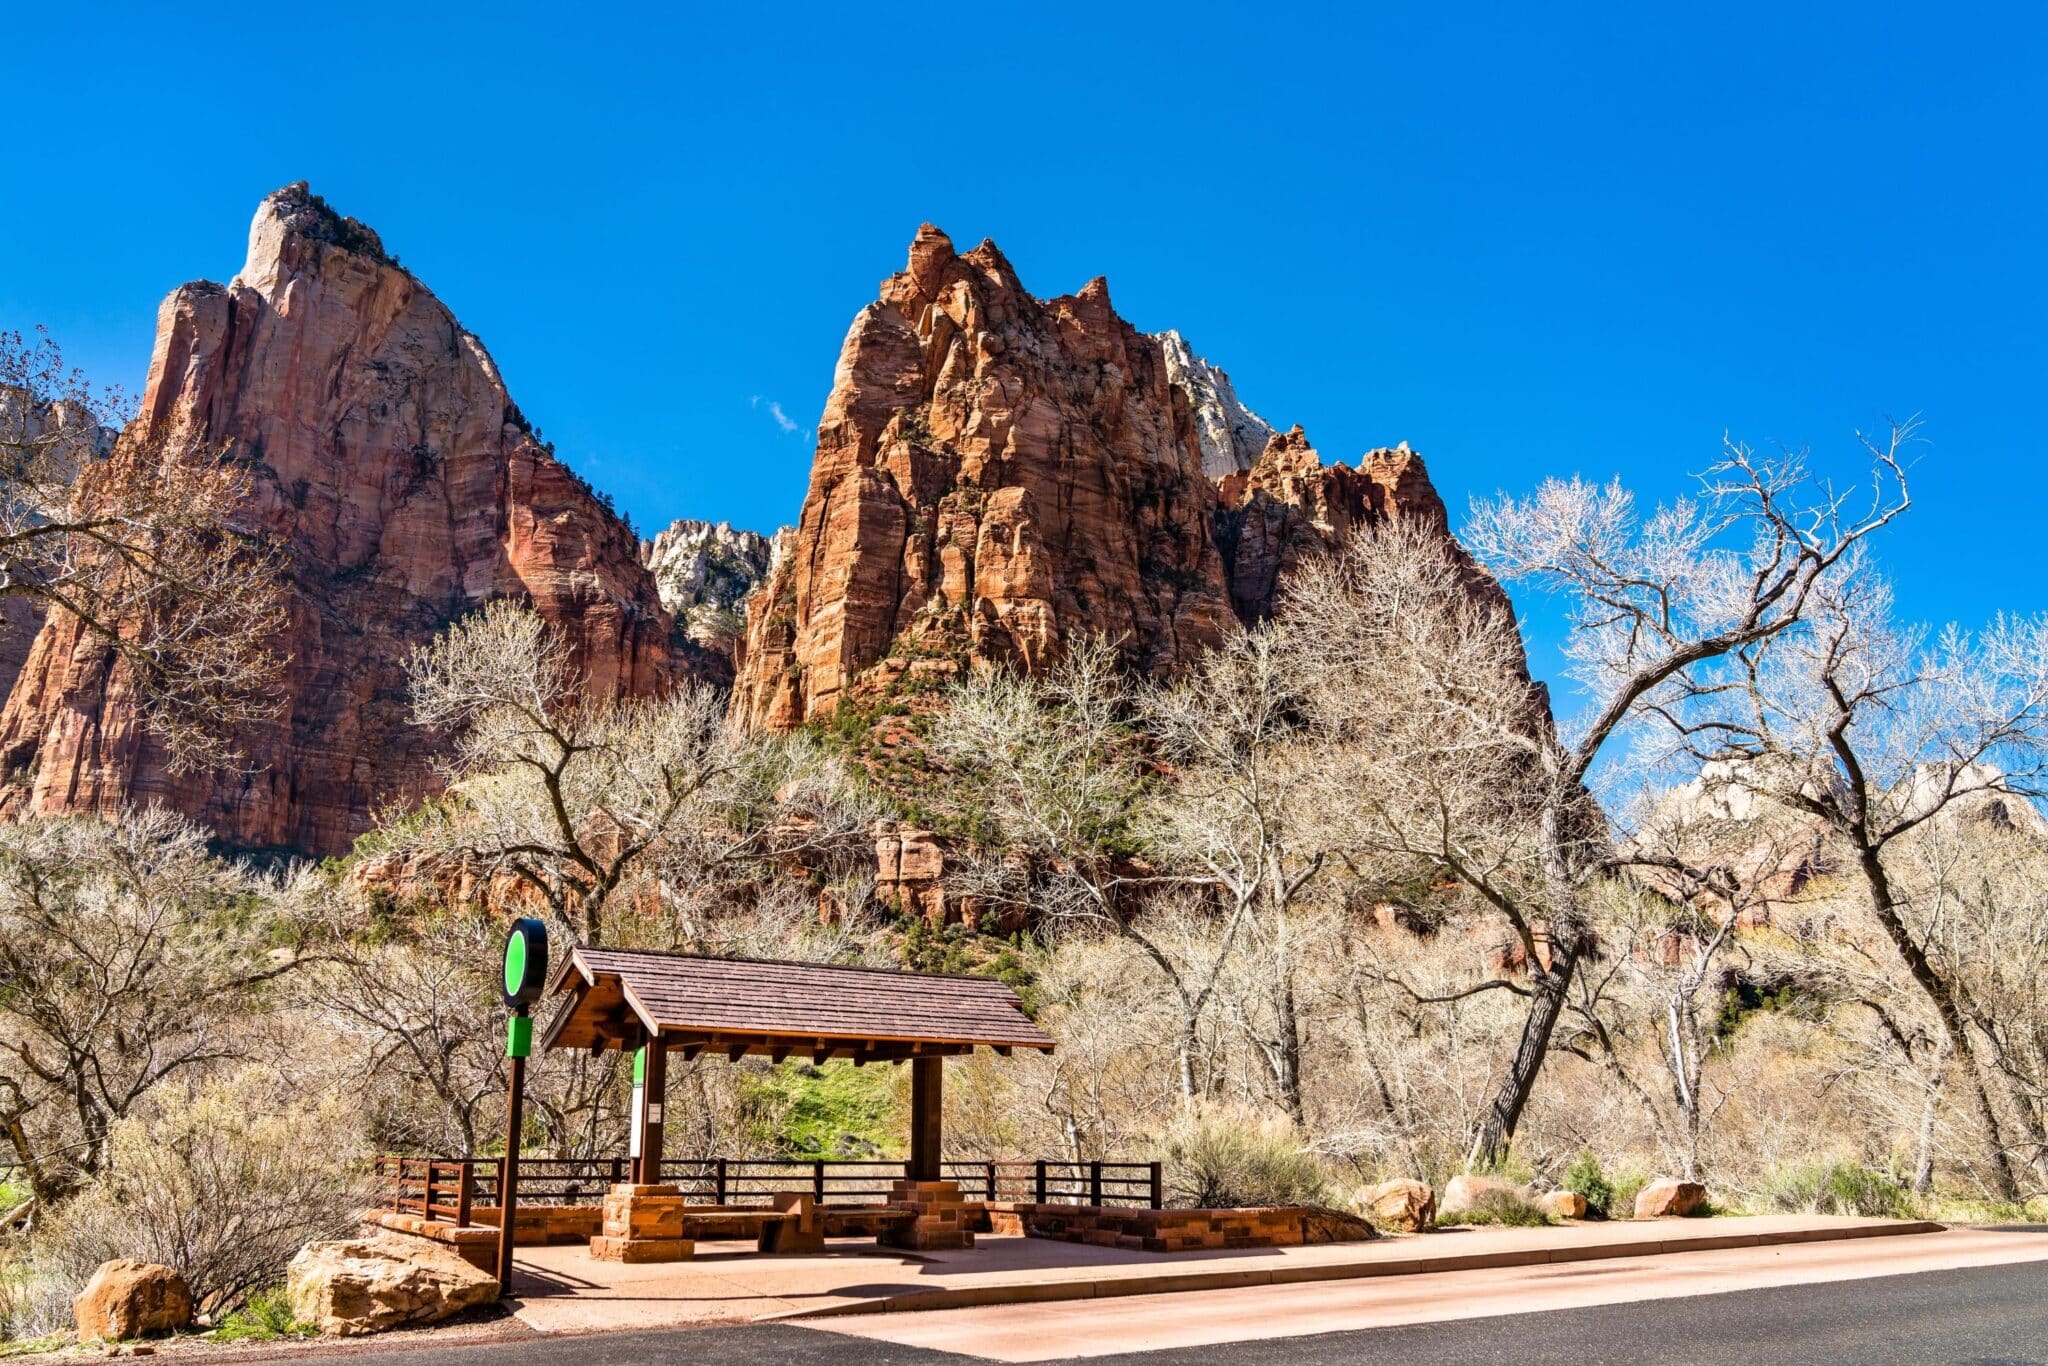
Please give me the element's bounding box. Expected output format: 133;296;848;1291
504;1214;1944;1335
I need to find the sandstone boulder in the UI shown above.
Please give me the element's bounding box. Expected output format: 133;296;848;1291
1361;1178;1436;1232
286;1231;498;1336
1438;1174;1526;1221
1633;1179;1708;1219
72;1259;193;1342
1538;1191;1589;1220
1299;1206;1380;1244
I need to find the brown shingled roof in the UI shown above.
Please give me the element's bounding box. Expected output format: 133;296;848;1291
541;946;1054;1062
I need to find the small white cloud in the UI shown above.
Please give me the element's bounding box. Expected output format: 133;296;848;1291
752;395;803;435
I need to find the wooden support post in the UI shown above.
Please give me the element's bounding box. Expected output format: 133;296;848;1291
1149;1160;1163;1209
636;1032;667;1186
495;1047;525;1288
909;1055;944;1181
1089;1159;1103;1206
1035;1160;1047;1203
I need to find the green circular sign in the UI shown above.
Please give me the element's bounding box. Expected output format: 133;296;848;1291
504;933;526;998
501;918;548;1010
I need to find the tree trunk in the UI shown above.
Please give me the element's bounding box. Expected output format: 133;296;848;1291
1468;938;1579;1168
1855;847;2021;1202
1273;975;1304;1125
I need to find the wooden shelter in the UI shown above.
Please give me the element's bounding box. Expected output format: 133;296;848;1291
541;947;1054;1183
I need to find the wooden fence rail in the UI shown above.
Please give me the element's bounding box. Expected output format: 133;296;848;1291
372;1154;1163;1223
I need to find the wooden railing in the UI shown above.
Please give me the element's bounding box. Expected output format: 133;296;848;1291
371;1156;473;1227
372;1154;1164;1224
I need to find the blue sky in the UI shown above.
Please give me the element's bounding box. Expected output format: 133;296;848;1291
6;2;2044;689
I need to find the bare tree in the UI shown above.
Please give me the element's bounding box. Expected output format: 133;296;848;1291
1285;431;1909;1166
0;328;286;770
1713;560;2048;1198
930;638;1246;1105
0;809;309;1205
403;599;878;947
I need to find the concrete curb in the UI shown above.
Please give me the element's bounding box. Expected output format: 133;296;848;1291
769;1219;1946;1319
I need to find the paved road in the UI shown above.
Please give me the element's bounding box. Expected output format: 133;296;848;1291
241;1260;2048;1364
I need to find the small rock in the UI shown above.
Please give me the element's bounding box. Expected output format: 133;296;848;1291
73;1259;193;1342
1361;1178;1436;1232
1633;1178;1708;1219
1538;1191;1588;1220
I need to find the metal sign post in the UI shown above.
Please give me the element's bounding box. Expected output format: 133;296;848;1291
495;918;547;1293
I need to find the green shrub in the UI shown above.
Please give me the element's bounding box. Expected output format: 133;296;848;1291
740;1060;900;1159
1162;1108;1329;1210
1444;1188;1552;1228
210;1286;314;1342
1763;1161;1914;1219
1608;1169;1650;1219
1562;1150;1615;1218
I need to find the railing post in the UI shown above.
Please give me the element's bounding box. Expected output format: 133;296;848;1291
1089;1160;1103;1207
457;1162;473;1228
1034;1160;1047;1204
715;1157;728;1205
986;1161;998;1201
1149;1161;1163;1210
814;1159;826;1203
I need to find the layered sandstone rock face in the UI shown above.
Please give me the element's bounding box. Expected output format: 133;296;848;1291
733;225;1502;733
0;184;681;855
732;226;1247;730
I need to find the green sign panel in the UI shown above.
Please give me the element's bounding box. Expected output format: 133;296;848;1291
501;917;548;1011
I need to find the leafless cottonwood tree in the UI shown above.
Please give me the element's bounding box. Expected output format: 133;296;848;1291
1139;627;1344;1124
0;809;310;1206
0;328;286;770
402;598;878;948
1712;561;2048;1198
1284;432;1909;1166
931;638;1248;1105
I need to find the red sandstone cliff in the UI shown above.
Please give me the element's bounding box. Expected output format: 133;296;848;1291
0;184;682;854
732;227;1498;731
732;225;1241;729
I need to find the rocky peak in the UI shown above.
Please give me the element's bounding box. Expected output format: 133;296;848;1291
730;225;1514;732
1157;330;1276;479
0;184;688;856
640;518;779;655
729;223;1242;730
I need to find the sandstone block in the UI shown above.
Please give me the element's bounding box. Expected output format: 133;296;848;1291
286;1232;497;1337
1633;1179;1708;1219
1439;1174;1526;1220
1362;1178;1436;1232
73;1260;193;1342
1538;1191;1588;1220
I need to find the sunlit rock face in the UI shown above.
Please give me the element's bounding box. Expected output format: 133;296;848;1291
641;518;778;663
0;183;689;855
1156;329;1275;480
731;224;1503;732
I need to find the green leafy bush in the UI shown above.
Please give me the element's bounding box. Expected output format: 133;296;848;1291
1562;1149;1615;1218
1162;1108;1329;1210
740;1060;900;1159
210;1286;314;1342
1763;1161;1915;1219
